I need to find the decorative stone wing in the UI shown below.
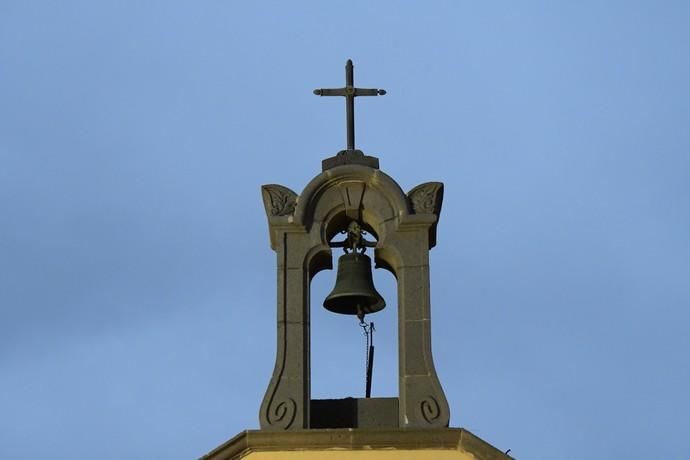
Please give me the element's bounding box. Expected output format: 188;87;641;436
408;182;444;216
261;184;298;217
407;182;444;249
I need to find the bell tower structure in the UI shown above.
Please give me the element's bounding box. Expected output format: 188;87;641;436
201;60;511;460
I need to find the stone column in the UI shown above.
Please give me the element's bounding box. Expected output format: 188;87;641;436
388;215;450;428
259;187;312;430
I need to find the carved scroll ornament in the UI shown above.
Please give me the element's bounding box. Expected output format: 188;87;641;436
264;397;297;430
419;395;442;424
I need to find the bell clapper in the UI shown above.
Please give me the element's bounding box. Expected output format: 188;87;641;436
356;304;365;323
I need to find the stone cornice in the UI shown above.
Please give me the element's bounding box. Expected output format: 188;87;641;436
200;428;512;460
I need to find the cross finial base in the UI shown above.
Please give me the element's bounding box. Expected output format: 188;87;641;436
322;149;380;171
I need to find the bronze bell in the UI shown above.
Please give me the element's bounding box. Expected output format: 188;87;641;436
323;252;385;319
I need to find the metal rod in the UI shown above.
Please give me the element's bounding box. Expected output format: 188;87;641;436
345;60;355;150
365;345;374;398
365;321;375;398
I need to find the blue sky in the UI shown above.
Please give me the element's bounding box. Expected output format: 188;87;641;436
1;1;689;459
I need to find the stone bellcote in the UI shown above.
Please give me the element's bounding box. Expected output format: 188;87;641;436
259;160;448;430
200;60;512;460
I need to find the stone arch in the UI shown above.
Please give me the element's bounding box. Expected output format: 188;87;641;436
294;165;410;234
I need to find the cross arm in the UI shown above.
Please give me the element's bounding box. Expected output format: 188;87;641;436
354;88;386;96
313;88;347;96
313;88;386;97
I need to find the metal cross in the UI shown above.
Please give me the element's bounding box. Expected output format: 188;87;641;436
313;59;386;151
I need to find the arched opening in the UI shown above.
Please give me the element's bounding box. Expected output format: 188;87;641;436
310;261;398;400
310;214;398;399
